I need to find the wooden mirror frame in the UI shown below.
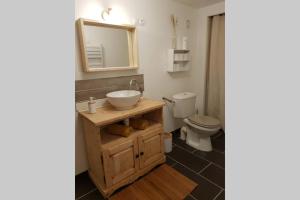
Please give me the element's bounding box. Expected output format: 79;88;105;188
77;18;139;72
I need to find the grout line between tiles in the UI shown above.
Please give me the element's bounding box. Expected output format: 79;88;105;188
172;141;196;154
170;163;176;167
76;188;97;200
172;144;224;170
188;150;225;170
197;173;224;190
189;194;198;200
167;154;223;189
194;153;225;170
211;162;225;170
166;156;178;167
213;161;224;169
170;162;177;167
192;152;224;170
212;189;224;200
197;162;212;174
212;132;223;139
213;149;225;154
204;161;224;170
174;144;225;170
191;149;198;153
172;143;199;154
167;152;206;174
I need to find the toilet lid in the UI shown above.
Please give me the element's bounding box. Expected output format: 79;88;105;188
188;115;220;129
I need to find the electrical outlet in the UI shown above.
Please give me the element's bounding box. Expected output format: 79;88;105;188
138;18;145;26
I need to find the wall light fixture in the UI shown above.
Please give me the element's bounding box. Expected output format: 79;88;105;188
101;8;112;21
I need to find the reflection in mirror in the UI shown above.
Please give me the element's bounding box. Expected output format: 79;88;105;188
77;19;139;72
84;26;130;68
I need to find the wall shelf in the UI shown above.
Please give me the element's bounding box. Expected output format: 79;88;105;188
167;49;191;72
174;49;190;53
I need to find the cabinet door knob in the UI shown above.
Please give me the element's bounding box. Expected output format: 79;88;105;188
140;152;144;156
135;154;139;159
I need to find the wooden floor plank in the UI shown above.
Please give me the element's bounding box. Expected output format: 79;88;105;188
148;166;193;199
145;173;182;199
160;164;198;191
110;164;197;200
135;178;167;200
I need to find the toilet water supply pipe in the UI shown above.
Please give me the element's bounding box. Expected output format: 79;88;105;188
180;126;187;141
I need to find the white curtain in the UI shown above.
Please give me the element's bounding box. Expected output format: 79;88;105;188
205;14;225;130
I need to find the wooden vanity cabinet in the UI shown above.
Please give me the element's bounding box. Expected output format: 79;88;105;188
79;99;166;197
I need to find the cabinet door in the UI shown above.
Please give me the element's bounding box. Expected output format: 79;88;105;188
138;128;164;169
102;139;139;187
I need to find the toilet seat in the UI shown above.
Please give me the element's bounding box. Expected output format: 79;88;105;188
183;117;221;152
188;115;220;129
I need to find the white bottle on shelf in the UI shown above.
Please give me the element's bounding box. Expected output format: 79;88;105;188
182;36;188;50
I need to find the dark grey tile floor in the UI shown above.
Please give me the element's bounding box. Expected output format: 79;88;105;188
75;129;225;200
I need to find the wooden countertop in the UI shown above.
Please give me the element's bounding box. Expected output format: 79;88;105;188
79;98;165;126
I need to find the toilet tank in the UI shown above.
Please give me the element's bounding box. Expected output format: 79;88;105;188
172;92;196;118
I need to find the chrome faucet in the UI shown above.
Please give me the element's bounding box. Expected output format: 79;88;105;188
129;79;143;95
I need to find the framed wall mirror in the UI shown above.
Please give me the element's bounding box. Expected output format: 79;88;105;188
77;18;139;72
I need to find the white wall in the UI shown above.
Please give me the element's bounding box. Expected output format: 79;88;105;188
75;0;214;175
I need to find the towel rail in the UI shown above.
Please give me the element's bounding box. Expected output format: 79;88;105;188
162;97;175;104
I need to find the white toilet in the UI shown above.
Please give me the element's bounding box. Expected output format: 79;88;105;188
172;92;221;152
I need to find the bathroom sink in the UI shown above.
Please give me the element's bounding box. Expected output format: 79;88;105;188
106;90;141;110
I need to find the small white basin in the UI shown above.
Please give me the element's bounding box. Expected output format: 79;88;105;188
106;90;141;110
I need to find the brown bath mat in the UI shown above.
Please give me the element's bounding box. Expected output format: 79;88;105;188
109;164;197;200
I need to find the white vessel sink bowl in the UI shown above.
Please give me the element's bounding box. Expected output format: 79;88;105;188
106;90;141;110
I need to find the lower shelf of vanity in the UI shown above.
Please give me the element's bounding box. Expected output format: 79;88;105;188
100;121;162;148
96;121;166;197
